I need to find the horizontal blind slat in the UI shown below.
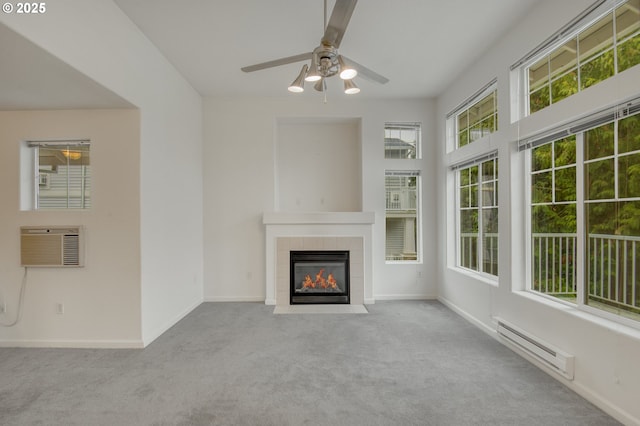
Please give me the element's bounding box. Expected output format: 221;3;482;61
450;151;498;171
518;95;640;151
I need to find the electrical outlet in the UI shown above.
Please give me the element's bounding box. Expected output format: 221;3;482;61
55;303;64;315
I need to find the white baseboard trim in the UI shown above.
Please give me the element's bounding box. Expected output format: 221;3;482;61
437;296;639;426
212;296;435;304
0;339;144;349
437;296;496;336
570;381;639;426
374;294;438;301
204;296;265;303
142;298;202;347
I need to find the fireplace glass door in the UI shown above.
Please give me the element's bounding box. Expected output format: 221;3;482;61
290;251;350;304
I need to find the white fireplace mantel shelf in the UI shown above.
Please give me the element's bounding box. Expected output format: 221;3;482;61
263;211;375;225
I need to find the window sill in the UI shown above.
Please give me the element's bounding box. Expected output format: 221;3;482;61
447;266;498;287
514;290;640;338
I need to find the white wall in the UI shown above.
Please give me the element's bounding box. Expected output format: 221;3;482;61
436;0;640;424
203;97;436;302
0;109;142;347
1;0;204;346
276;119;361;212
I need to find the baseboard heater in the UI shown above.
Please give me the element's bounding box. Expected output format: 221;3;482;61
495;318;574;380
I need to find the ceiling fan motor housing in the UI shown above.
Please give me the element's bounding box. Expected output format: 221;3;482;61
313;44;340;77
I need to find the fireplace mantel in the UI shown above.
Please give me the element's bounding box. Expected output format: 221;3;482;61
263;211;375;306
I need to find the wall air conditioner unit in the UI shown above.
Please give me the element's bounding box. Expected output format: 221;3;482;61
495;318;574;380
20;226;84;267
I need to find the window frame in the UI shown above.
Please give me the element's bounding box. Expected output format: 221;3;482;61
513;0;640;118
522;96;640;328
446;79;498;151
21;139;91;211
384;170;422;264
453;153;500;280
384;122;422;159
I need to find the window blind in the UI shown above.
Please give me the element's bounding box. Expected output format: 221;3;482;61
450;150;498;171
517;95;640;151
509;0;621;70
26;139;90;147
385;170;420;177
384;122;421;130
446;78;498;120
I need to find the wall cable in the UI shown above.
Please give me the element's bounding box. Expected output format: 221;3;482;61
0;268;28;327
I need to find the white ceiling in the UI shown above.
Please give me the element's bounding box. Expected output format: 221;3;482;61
0;0;544;110
113;0;543;99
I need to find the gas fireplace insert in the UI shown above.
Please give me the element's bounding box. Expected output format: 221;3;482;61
290;250;349;304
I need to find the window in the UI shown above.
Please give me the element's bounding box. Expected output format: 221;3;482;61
384;123;420;159
585;113;640;319
530;136;577;299
524;0;640;115
23;140;91;210
455;155;499;276
456;89;498;148
525;102;640;321
385;171;420;261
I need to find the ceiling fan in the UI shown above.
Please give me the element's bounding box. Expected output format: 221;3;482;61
240;0;389;95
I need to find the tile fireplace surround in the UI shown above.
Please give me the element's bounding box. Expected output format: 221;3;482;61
263;212;375;306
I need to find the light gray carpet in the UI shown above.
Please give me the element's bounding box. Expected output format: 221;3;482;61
0;301;621;426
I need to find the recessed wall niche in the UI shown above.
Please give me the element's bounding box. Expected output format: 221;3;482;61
275;117;362;212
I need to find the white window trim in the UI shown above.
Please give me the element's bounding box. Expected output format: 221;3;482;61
450;151;499;280
446;79;498;153
384;169;422;264
521;101;640;330
518;94;640;151
511;0;631;120
510;0;621;71
22;139;91;211
384;122;422;159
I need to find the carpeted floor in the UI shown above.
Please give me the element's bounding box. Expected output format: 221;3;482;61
0;301;621;425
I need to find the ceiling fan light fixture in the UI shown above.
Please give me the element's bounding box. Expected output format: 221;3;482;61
344;79;360;94
305;54;322;82
288;64;308;93
338;55;357;80
242;0;389;98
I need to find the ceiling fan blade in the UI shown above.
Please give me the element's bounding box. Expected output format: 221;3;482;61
241;52;312;73
341;56;389;84
322;0;357;48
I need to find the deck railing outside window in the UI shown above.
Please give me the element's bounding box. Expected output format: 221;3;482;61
531;233;640;316
460;233;499;276
385;188;416;211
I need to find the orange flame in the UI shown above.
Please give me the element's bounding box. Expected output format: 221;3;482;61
300;269;340;290
315;268;327;288
327;273;337;289
302;274;315;288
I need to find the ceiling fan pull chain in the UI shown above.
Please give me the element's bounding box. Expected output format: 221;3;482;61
323;79;328;104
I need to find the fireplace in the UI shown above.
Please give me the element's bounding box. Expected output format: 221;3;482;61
290;251;350;304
